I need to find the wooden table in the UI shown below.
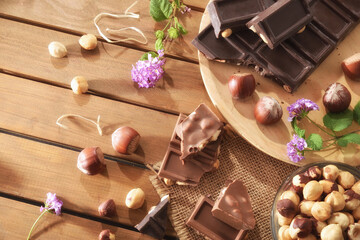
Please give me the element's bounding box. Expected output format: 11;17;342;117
0;0;213;239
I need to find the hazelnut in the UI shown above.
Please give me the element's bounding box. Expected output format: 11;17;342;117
313;220;327;236
254;96;283;125
228;73;256;99
98;229;115;240
325;191;345;212
98;199;116;217
125;188;145;209
320;224;343;240
338;185;345;194
337;171;355;189
212;159;220;171
77;147;105;175
342;53;360;80
163;178;175;186
311;201;332;222
292;174;311;194
299;200;315;217
303;180;323;201
323;83;351;113
71;76;88;94
344;190;360;211
352;181;360;195
348;223;360;240
289;216;313;239
277;212;293;226
278;225;292;240
280;190;300;207
221;28;232;38
328;212;350;231
353;206;360;221
319;180;339;194
277;199;297;218
79;34;97;50
298;234;316;240
323;165;339;181
112;126;140;154
304;166;322;180
48;41;67;58
344;212;355;225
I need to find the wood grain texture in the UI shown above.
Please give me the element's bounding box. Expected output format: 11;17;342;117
0;18;212;115
0;73;177;164
0;133;164;229
0;0;201;62
183;0;208;10
0;197;153;239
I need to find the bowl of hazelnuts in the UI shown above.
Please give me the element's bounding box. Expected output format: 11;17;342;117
271;162;360;240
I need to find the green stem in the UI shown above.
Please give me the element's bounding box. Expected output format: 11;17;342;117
162;19;172;32
27;210;49;240
304;140;337;152
305;115;335;137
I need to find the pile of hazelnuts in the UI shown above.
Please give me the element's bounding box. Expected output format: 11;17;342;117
276;164;360;240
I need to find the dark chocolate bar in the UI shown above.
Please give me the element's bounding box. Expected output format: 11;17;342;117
186;195;247;240
246;0;312;49
211;180;256;231
330;0;360;20
135;195;170;239
208;0;275;38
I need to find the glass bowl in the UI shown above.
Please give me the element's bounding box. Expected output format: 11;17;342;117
270;162;360;239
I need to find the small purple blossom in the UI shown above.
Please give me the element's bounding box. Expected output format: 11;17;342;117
287;98;319;122
40;192;63;215
287;135;307;163
131;50;166;88
181;6;191;14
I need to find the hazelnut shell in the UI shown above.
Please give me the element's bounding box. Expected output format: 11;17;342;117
228;73;256;99
98;199;116;217
323;83;351;113
254;96;283;125
342;53;360;80
112;126;140;154
77;147;105;175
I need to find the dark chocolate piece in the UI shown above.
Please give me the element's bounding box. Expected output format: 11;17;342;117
208;0;275;38
246;0;312;49
135;195;170;239
331;0;360;20
186;195;247;240
211;180;256;230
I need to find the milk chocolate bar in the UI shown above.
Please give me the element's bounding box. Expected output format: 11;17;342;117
246;0;312;49
211;180;256;231
208;0;275;38
135;195;170;239
186;195;247;240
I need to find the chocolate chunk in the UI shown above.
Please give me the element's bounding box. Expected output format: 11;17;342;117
246;0;312;49
331;0;360;20
211;180;256;230
135;195;170;239
186;195;248;240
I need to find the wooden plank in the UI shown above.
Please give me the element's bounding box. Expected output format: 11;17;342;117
0;18;212;115
0;133;166;232
184;0;208;11
0;0;203;62
0;197;153;239
0;73;177;164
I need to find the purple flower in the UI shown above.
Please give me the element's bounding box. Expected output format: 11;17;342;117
131;50;166;88
287;135;307;163
181;6;191;14
287;98;319;122
40;192;63;215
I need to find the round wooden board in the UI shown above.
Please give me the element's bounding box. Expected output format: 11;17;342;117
198;9;360;166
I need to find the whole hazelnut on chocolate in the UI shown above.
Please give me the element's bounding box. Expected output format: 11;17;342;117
98;229;115;240
342;53;360;80
320;224;343;240
280;190;300;207
254;96;283;125
278;225;292;240
289;216;313;239
352;180;360;195
228;73;256;99
125;188;145;209
328;212;350;231
277;199;297;219
323;83;351;113
319;180;339;194
348;223;360;240
112;126;140;154
303;181;323;201
299;200;315;217
77;147;106;175
323;165;339;181
344;190;360;211
325;191;345;212
304;166;322;180
311;201;332;222
337;171;355;189
98;199;116;217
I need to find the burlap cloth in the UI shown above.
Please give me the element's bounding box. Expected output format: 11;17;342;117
149;136;300;240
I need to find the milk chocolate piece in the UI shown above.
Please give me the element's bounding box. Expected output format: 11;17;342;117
211;180;256;230
176;104;223;160
186;195;247;240
246;0;312;49
135;195;169;239
208;0;275;38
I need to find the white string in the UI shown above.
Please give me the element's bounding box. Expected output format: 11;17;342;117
56;114;103;136
93;1;148;45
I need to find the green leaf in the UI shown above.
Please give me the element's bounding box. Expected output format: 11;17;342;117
150;0;173;22
337;133;360;147
291;119;305;139
354;101;360;125
306;134;323;150
174;0;181;8
155;30;165;40
139;51;158;61
155;38;164;51
167;27;179;39
323;109;353;132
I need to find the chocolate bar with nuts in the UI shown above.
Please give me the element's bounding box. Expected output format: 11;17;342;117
186;195;248;240
246;0;312;49
211;180;256;230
